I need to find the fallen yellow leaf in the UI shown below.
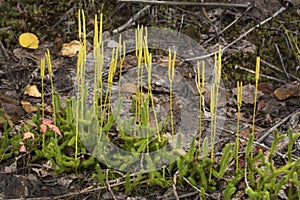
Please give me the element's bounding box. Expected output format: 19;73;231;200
60;40;81;57
21;100;37;113
24;84;41;97
19;33;39;49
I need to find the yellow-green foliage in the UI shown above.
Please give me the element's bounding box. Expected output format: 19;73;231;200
196;61;205;153
168;49;176;142
235;81;242;171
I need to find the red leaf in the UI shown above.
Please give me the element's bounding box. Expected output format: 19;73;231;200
46;124;62;137
257;100;265;111
19;145;26;153
19;141;26;153
40;124;47;134
42;118;53;125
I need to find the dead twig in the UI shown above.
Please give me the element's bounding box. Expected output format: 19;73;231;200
276;110;300;153
105;169;117;200
203;4;253;45
275;43;290;81
172;171;180;200
0;41;9;62
117;0;251;8
112;5;151;34
236;65;286;83
185;6;287;61
256;109;300;143
39;3;77;41
19;170;148;200
175;6;218;42
261;59;300;82
183;177;202;194
176;191;200;199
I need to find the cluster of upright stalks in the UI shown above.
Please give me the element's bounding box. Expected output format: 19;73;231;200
69;9;257;168
38;7;263;164
35;9;300;199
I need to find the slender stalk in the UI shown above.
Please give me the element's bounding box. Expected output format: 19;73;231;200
168;49;176;143
74;9;87;163
93;14;99;117
45;49;56;126
251;57;260;136
209;46;222;181
92;13;105;138
118;40;125;98
104;48;118;121
197;61;205;154
136;26;143;125
40;58;45;148
235;81;242;172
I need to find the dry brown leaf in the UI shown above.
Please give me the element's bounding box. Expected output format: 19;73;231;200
24;84;41;97
23;131;35;140
258;82;273;95
45;105;53;113
121;82;137;94
52;33;64;55
60;40;81;57
21;100;37;113
274;81;300;100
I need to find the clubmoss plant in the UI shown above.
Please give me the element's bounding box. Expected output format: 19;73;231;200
244;129;300;199
168;49;176;142
134;25;143;125
209;46;222;181
105;48;117;120
93;13;103;118
40;59;45;119
287;129;300;163
40;58;46;148
45;50;56;126
75;9;87;163
145;39;160;142
0;108;17;161
2;8;300;199
196;60;205;154
234;81;242;172
252;56;260;135
36;94;95;173
245;56;260;191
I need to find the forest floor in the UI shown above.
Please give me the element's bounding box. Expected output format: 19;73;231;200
0;0;300;199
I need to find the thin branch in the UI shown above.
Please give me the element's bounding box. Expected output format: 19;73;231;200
175;6;218;42
183;177;202;193
117;0;251;8
113;5;151;34
236;65;286;83
203;5;253;45
185;6;287;61
0;41;9;62
275;43;290;81
172;171;180;200
257;109;300;143
261;59;300;82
